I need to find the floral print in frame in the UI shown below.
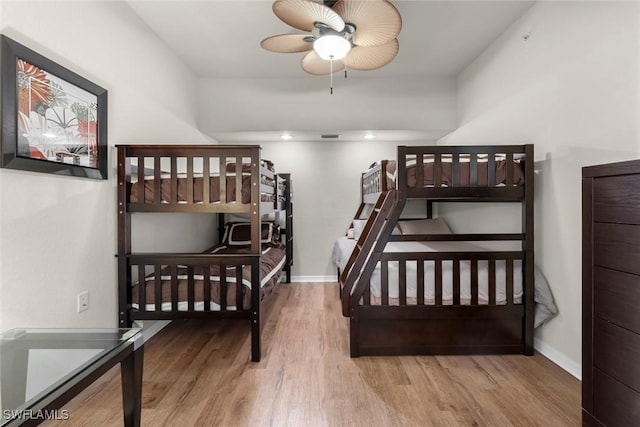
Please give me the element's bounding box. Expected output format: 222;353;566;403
17;59;99;168
1;35;107;179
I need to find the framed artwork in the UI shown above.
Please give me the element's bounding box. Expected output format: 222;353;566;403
1;35;107;179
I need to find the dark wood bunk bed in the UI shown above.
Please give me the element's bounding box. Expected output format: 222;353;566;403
339;144;535;357
116;145;293;362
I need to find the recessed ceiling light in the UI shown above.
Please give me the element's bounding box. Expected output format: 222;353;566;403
364;133;376;140
281;133;293;140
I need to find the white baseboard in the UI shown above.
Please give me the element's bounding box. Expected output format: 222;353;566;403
290;275;337;283
133;320;172;343
534;337;581;380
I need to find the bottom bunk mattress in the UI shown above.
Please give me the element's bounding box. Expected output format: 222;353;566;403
332;236;557;327
131;244;286;312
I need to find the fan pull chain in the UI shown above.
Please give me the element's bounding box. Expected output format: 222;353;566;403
330;58;334;95
344;50;349;79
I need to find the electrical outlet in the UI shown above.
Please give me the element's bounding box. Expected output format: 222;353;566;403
77;291;89;313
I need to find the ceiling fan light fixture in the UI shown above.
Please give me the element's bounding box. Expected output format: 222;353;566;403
262;0;402;77
313;34;351;60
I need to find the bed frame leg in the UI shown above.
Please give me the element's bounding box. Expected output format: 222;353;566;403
524;252;535;356
250;263;261;362
251;312;261;362
350;316;360;358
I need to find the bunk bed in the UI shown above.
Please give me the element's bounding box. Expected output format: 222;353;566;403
117;145;293;362
338;145;539;357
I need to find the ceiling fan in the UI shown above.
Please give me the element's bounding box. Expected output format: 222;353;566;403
261;0;402;78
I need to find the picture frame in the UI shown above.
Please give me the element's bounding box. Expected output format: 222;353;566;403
0;35;108;179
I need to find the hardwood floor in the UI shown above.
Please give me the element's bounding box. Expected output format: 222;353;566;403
45;283;581;426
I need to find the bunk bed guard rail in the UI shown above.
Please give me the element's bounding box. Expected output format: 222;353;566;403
397;145;530;200
117;145;266;252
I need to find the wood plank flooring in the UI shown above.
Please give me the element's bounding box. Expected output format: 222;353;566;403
45;283;581;426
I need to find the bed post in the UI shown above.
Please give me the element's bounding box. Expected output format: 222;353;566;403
350;316;360;357
281;173;293;284
250;147;261;255
426;201;433;219
250;261;261;362
249;146;262;361
217;213;225;244
523;144;535;355
117;146;132;328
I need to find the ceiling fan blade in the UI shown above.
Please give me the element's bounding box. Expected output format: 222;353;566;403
344;39;399;71
273;0;345;32
333;0;402;47
301;50;345;75
261;34;313;53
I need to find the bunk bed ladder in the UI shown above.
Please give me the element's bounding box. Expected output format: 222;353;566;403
340;190;397;316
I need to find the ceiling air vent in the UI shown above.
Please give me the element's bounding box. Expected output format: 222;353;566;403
321;134;341;139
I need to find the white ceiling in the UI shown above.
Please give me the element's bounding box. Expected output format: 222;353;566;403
128;0;534;79
126;0;534;142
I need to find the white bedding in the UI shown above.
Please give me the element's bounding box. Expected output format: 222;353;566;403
332;236;557;327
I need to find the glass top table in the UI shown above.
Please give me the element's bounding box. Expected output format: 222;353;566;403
0;328;143;426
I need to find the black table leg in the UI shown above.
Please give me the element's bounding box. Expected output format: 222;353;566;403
121;344;144;427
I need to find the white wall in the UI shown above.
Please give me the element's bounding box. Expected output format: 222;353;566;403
234;139;432;280
439;1;640;377
198;76;456;134
0;1;213;331
201;73;457;280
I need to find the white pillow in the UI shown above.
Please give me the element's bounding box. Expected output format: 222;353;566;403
350;220;400;239
397;217;452;235
228;213;251;223
352;219;368;240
